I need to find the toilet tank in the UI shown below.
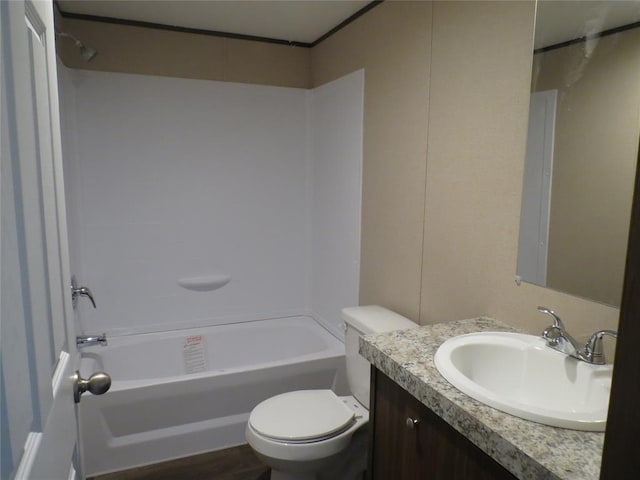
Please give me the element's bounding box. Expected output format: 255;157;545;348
342;306;418;409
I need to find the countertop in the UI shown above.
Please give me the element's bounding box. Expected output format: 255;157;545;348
359;317;603;480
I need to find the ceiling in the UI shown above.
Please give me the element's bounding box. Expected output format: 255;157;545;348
56;1;640;49
57;0;372;45
535;1;640;49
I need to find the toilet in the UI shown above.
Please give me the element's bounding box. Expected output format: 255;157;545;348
245;305;418;480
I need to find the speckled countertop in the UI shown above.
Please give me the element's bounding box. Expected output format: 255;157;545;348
359;317;603;480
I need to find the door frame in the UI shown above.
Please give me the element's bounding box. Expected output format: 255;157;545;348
600;140;640;477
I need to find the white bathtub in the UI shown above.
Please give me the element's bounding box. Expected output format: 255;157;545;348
78;316;345;476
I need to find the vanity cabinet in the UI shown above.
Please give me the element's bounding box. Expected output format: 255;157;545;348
368;368;517;480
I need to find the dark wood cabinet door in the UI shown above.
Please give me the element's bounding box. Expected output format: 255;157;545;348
370;369;518;480
369;368;424;479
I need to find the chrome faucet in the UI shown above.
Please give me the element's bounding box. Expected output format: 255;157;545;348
538;306;617;365
538;306;582;357
76;333;107;348
582;330;618;365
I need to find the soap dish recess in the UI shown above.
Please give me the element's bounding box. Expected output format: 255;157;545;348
177;274;231;292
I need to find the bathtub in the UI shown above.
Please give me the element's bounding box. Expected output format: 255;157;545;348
78;316;345;476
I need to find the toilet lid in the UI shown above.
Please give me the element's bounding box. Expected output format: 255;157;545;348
249;390;355;442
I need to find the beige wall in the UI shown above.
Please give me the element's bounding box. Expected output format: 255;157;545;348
533;30;640;307
311;1;619;340
58;1;623;341
311;1;432;321
419;1;619;340
55;15;311;88
421;0;534;325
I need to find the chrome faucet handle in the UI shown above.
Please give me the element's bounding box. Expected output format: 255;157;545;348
583;330;618;365
71;275;96;308
538;307;565;346
541;325;563;346
537;306;564;329
537;306;581;356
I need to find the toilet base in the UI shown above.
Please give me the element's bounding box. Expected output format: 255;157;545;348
264;428;367;480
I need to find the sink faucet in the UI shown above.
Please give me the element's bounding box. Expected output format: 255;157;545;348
582;330;618;365
538;306;582;357
76;333;107;348
537;307;617;365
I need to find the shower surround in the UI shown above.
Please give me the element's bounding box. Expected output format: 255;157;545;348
59;67;364;340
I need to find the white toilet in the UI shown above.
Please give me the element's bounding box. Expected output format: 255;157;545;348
245;305;418;480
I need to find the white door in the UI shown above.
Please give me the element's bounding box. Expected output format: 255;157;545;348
1;1;89;478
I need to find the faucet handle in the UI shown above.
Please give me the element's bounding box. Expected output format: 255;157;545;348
537;307;582;358
541;325;563;346
584;330;618;365
537;306;564;328
75;286;96;308
71;275;96;308
538;307;565;346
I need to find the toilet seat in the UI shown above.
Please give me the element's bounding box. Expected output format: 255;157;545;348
249;390;356;443
246;392;369;463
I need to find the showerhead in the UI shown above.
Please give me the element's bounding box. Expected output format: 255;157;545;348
56;30;98;62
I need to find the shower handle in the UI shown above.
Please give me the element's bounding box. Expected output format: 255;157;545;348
71;275;96;308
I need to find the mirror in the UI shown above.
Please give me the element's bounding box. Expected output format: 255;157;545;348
517;0;640;307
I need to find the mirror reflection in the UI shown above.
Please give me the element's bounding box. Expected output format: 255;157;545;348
517;1;640;307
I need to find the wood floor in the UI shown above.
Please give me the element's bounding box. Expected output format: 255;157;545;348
91;444;270;480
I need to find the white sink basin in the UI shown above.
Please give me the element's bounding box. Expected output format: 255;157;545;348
434;332;612;431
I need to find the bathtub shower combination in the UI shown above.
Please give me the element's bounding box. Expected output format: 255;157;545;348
79;316;344;476
59;69;365;476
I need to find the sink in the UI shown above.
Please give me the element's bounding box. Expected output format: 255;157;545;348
434;332;612;431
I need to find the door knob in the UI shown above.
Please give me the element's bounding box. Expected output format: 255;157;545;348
73;371;111;403
71;275;96;308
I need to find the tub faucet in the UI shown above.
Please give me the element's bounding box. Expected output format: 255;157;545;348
76;333;107;348
538;307;617;364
